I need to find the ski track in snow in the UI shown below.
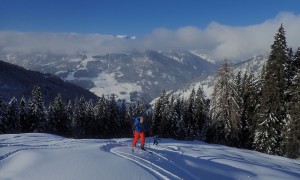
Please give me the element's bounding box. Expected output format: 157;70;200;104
0;134;112;165
1;134;300;180
101;143;200;180
111;148;176;180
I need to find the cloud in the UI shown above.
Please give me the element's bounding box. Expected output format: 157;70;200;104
1;12;300;61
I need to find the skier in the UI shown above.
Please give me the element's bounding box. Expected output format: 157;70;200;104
131;116;145;150
153;135;160;145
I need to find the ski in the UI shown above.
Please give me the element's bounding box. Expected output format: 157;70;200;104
141;148;153;154
130;146;152;155
145;150;153;154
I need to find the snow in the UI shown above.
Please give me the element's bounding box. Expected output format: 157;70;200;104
69;57;83;63
202;84;214;98
170;80;214;102
146;70;154;77
90;72;142;102
1;134;299;180
166;55;184;64
169;53;267;102
77;56;94;70
65;71;76;81
190;50;216;64
62;54;144;102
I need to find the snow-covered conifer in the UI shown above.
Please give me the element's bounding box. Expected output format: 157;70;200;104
254;25;289;155
174;98;185;139
94;95;107;137
85;100;95;137
0;96;8;134
19;96;29;133
152;90;167;136
27;85;47;132
49;94;70;136
73;96;87;138
6;97;20;133
209;59;239;145
194;86;209;141
284;64;300;158
239;73;259;149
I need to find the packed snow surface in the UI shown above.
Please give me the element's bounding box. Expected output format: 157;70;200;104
0;134;299;180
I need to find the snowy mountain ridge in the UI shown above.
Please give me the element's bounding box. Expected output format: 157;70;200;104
166;54;268;101
1;50;217;103
190;50;216;64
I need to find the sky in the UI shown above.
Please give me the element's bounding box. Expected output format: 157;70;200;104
1;0;300;60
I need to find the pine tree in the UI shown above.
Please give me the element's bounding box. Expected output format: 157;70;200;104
126;103;135;132
85;100;95;138
284;61;300;158
159;94;172;138
19;96;29;133
167;95;178;138
73;96;87;138
66;101;73;137
241;74;259;149
254;25;289;155
134;100;146;117
233;72;244;147
107;94;118;137
119;100;130;136
209;60;240;145
232;72;259;148
6;97;21;133
95;95;107;137
253;64;266;142
292;47;300;77
0;96;8;134
184;88;196;140
194;86;209;141
286;47;294;86
27;85;47;132
47;103;55;133
152;90;167;136
285;47;294;111
174;97;185;139
49;94;70;136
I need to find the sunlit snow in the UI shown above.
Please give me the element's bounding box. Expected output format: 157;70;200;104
90;72;142;101
0;134;299;180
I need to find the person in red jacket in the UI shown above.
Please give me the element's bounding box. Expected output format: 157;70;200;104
132;116;145;150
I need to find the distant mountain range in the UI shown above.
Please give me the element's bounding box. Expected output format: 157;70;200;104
0;60;98;104
1;50;218;103
0;46;269;104
168;54;268;101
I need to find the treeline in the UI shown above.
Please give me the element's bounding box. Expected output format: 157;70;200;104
0;85;148;139
151;88;209;141
152;25;300;159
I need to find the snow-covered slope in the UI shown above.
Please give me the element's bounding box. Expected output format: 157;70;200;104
190;50;216;64
170;54;268;100
1;133;299;180
233;54;268;75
